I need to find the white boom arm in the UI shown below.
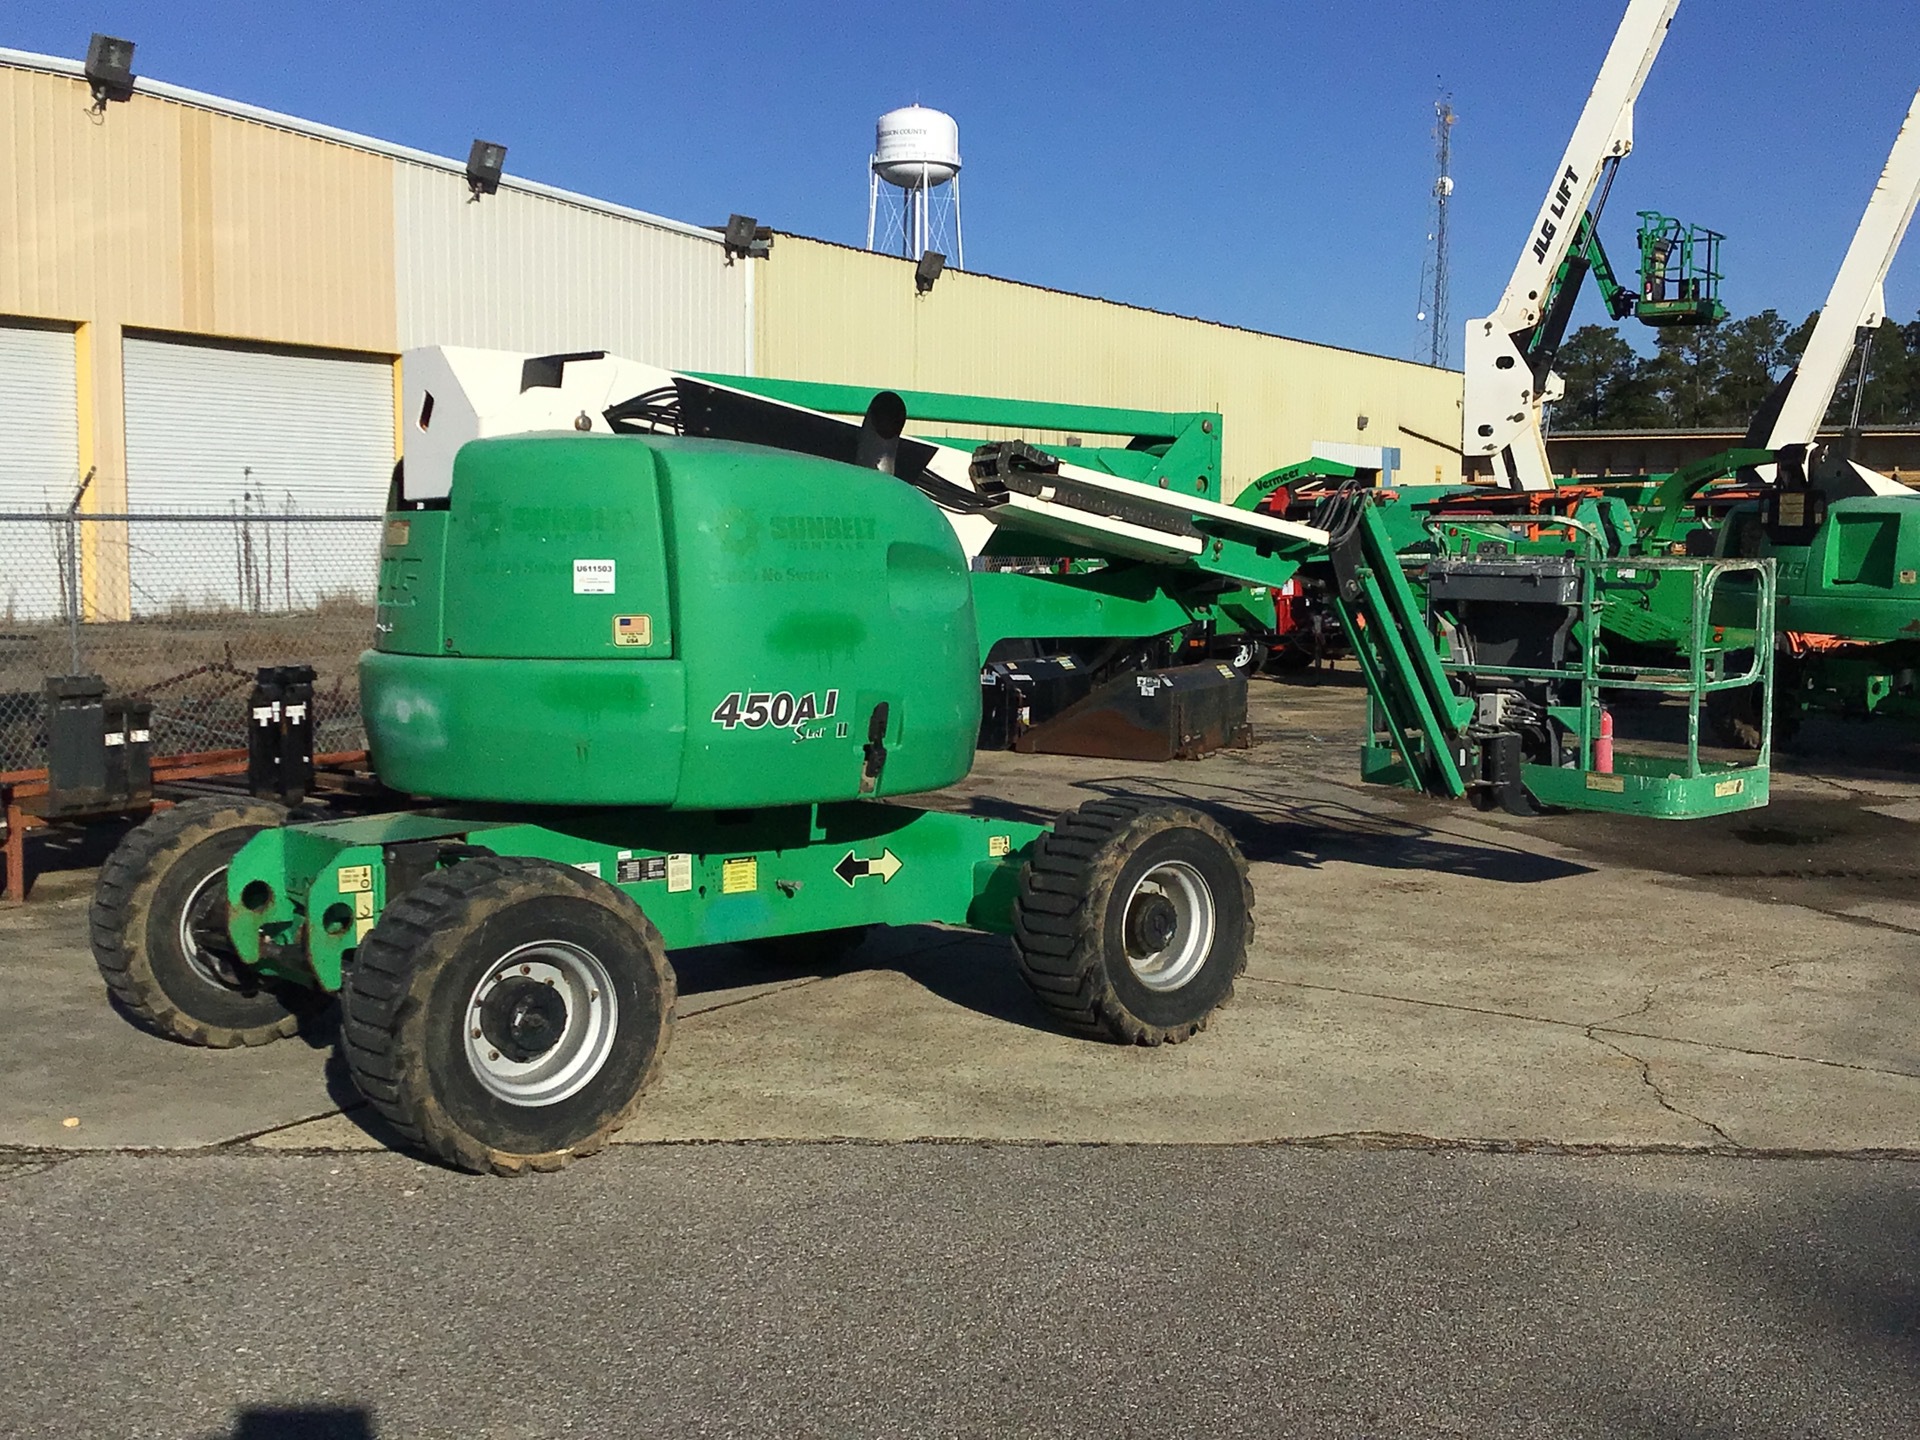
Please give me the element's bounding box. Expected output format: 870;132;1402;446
1765;88;1920;465
1463;0;1682;491
398;347;1328;568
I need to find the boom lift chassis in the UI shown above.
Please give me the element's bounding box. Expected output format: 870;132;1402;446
93;363;1775;1175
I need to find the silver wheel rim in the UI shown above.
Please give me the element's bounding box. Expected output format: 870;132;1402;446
178;867;246;989
1123;861;1216;992
464;941;619;1107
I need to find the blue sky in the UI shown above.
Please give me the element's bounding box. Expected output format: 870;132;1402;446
12;1;1920;365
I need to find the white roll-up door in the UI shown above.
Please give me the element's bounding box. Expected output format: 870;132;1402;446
121;336;393;616
123;336;394;513
0;323;81;508
0;323;81;622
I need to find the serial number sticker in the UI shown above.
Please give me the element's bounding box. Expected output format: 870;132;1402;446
721;857;758;895
573;559;617;595
1585;773;1627;793
574;861;603;879
1715;778;1746;798
352;891;374;919
617;856;668;885
712;688;839;731
613;614;653;647
667;853;694;893
988;835;1011;858
338;865;373;894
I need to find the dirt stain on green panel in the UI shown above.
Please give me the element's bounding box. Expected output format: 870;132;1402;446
767;611;868;656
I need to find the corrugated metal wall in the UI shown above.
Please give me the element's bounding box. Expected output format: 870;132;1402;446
392;162;750;370
755;238;1464;495
0;65;395;351
2;53;1465;519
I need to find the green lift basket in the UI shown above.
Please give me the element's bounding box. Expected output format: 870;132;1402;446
1330;493;1773;819
1632;211;1728;327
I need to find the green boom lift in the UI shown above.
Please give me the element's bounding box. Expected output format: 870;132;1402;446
89;351;1774;1175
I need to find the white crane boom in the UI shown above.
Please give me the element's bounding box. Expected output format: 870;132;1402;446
1463;0;1682;491
1765;89;1920;457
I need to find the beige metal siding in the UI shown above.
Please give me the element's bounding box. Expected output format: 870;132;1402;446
756;238;1463;493
1;59;396;555
0;65;395;350
393;162;750;370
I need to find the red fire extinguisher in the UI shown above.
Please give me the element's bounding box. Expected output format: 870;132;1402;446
1594;706;1614;775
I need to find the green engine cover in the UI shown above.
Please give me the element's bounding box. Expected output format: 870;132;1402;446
365;433;981;807
1761;495;1920;643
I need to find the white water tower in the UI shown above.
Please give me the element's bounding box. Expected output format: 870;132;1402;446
866;105;964;268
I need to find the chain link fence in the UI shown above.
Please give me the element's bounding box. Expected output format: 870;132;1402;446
0;510;382;773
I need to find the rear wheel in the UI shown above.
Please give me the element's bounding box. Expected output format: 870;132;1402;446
90;796;324;1047
1013;798;1253;1044
341;856;675;1175
1212;636;1263;677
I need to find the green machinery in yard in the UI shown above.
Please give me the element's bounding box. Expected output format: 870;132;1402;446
90;352;1775;1175
1520;86;1920;743
1562;210;1728;331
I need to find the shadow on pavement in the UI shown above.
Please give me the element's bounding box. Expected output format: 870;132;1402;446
678;927;1052;1035
1585;1167;1920;1436
220;1405;375;1439
954;775;1591;885
3;816;133;902
1746;1177;1920;1360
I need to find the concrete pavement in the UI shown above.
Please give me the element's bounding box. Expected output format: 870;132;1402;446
4;680;1916;1161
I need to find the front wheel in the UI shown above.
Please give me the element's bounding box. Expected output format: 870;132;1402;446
1012;799;1253;1045
341;856;676;1175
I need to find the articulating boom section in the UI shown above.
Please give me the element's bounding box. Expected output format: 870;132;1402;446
1765;88;1920;465
1464;0;1681;491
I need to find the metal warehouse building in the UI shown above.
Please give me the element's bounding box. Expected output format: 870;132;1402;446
1;46;1462;619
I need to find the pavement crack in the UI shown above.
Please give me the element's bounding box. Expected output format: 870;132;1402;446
0;1155;75;1186
1255;976;1920;1084
219;1104;364;1148
677;976;832;1019
1588;982;1662;1030
1583;1029;1741;1149
1589;1024;1920;1082
1790;904;1920;938
1247;977;1565;1030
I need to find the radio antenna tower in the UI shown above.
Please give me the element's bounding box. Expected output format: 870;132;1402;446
1416;94;1457;368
